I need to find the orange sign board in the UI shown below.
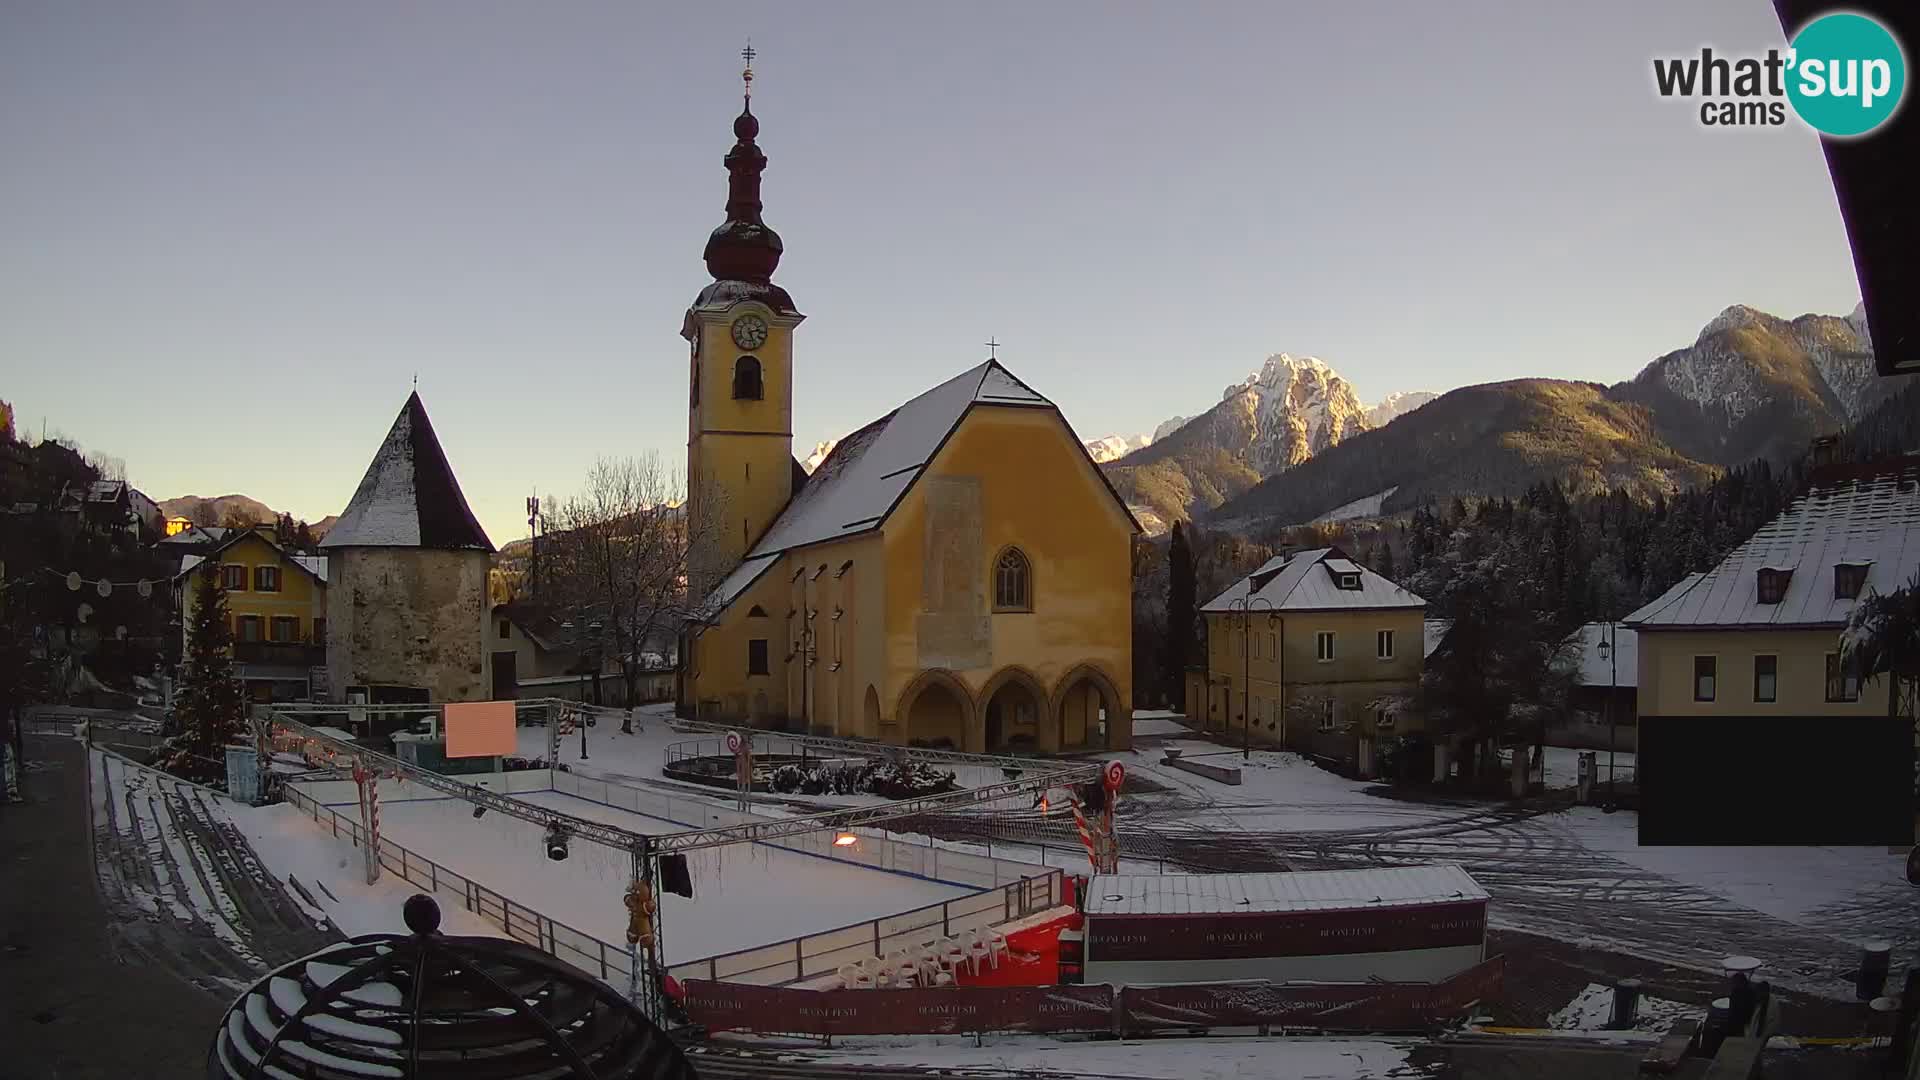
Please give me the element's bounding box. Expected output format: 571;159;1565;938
444;700;516;758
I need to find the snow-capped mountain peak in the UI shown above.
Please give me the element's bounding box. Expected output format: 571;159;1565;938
800;439;837;474
1366;391;1437;429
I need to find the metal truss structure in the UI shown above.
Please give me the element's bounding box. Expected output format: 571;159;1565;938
263;705;1101;856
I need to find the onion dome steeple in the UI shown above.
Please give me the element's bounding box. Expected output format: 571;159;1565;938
702;44;784;285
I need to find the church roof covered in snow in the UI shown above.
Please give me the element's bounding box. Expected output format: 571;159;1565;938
1200;547;1425;614
697;359;1138;616
1624;458;1920;630
321;392;494;552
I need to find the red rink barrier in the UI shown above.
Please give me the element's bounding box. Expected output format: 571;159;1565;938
683;955;1502;1037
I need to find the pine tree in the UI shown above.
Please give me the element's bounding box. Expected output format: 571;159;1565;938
160;560;249;786
1376;537;1397;582
1163;521;1197;707
292;519;316;552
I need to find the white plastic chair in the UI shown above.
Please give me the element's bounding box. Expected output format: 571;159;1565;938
983;926;1011;967
963;931;991;975
932;970;955;987
940;937;970;977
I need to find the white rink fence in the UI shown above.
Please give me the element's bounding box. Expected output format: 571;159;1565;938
280;764;1061;989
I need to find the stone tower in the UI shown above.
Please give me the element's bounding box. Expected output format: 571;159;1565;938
321;392;496;703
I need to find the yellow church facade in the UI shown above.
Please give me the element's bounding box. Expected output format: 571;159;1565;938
678;80;1135;753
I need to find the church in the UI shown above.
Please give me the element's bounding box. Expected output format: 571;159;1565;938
679;65;1136;754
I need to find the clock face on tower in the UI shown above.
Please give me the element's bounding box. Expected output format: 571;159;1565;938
730;314;769;351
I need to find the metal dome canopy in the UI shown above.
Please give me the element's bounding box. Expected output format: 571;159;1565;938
209;895;698;1080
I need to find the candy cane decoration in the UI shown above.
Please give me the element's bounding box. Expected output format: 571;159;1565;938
353;759;381;886
1069;799;1101;871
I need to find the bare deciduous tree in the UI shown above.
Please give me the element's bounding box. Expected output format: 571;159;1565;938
541;454;724;730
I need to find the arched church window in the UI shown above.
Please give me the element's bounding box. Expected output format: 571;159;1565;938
993;547;1032;612
732;356;763;400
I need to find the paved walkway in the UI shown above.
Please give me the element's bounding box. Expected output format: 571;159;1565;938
0;735;223;1079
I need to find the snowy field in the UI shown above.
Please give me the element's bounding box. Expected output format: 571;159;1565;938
356;790;973;964
1498;746;1637;788
748;1034;1428;1079
1115;738;1475;834
219;800;502;939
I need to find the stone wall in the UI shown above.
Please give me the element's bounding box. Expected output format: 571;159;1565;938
325;547;490;702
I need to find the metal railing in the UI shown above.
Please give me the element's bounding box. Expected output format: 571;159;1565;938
279;782;640;988
667;871;1061;986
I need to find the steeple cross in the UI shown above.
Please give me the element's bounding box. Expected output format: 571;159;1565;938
741;41;756;98
984;337;1001;360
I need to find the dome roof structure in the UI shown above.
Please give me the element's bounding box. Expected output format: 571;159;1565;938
208;895;697;1080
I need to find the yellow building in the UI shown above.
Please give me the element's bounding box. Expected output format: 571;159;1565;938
1623;459;1918;844
164;515;193;537
678;88;1137;753
176;525;329;702
1190;548;1426;777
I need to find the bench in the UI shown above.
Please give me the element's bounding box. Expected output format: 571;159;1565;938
1161;755;1243;785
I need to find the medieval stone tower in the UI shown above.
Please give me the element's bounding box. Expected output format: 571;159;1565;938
321;392;496;703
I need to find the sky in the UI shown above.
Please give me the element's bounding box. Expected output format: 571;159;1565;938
0;2;1867;546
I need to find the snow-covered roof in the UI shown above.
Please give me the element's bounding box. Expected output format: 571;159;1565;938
1561;623;1637;688
1083;866;1487;917
321;392;494;552
178;538;327;584
1624;460;1920;629
1200;547;1424;614
747;361;1048;557
699;359;1136;615
1423;619;1452;659
702;553;780;617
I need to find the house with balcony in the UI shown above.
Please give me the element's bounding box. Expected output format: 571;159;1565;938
1188;547;1426;778
176;525;329;702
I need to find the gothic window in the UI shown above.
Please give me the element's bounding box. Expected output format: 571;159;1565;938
993;547;1032;612
732;356;763;400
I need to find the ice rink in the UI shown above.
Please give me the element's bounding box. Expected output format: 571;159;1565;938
361;790;974;964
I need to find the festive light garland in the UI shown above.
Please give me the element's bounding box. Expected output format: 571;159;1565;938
39;567;159;598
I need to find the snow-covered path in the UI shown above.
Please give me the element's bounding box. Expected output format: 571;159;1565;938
89;749;343;994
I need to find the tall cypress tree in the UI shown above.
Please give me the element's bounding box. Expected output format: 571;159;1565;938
1164;521;1197;708
160;560;248;785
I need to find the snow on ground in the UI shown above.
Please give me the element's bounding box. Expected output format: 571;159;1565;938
1497;746;1636;788
1129;711;1193;739
361;791;973;964
1312;486;1400;525
218;800;502;940
1547;983;1698;1034
754;1034;1429;1079
1117;739;1471;834
1558;806;1909;933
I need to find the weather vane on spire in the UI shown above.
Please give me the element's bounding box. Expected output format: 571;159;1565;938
741;40;756;101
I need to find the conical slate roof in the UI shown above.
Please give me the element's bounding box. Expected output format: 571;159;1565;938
321;392;495;551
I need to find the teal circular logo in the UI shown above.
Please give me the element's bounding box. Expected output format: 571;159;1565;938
1786;13;1907;137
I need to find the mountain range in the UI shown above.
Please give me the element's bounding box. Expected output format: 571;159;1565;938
157;494;337;538
1177;303;1909;534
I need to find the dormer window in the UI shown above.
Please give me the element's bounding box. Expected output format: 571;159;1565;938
1323;557;1365;591
1756;567;1792;604
1834;562;1871;600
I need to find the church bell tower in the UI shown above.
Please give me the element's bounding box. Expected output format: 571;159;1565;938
684;46;804;604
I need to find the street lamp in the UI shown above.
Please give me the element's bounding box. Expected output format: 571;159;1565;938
1596;622;1619;810
1227;595;1277;761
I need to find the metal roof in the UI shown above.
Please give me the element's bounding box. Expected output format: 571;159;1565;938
1624;461;1920;630
1083;866;1487;917
1200;547;1425;614
322;392;494;552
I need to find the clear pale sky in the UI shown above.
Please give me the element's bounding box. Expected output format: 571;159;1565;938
0;2;1865;546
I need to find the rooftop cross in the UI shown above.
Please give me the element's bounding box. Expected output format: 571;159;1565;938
984;337;1001;360
741;41;755;100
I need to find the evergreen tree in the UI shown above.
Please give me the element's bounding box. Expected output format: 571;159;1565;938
292;519;316;552
1376;536;1397;582
159;560;248;786
1163;522;1197;706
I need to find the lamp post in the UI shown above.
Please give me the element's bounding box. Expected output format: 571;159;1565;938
1597;622;1618;809
1228;595;1276;761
